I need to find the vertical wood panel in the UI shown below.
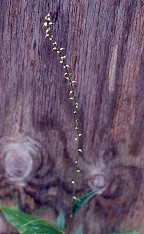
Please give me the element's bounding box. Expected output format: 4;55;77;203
0;0;144;233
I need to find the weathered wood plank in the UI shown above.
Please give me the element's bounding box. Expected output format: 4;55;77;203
0;0;144;233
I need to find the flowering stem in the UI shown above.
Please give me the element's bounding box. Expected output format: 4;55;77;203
44;13;83;234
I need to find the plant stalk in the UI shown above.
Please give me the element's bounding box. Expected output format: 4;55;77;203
44;14;82;234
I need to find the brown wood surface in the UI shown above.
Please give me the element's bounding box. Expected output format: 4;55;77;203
0;0;144;233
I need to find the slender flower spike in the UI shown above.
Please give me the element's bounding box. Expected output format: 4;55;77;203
44;14;83;233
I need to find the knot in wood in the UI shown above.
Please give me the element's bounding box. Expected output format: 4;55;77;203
97;165;142;214
86;172;107;192
5;151;32;180
0;137;46;185
4;143;33;181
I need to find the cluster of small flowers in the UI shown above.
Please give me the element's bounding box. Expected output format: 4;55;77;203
44;13;83;199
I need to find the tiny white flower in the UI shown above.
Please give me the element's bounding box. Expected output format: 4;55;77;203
78;149;83;153
44;22;48;27
61;56;66;59
64;72;68;76
45;13;50;19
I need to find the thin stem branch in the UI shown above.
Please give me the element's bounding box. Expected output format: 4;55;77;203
44;14;83;234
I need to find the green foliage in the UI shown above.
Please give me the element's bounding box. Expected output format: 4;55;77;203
73;189;100;214
76;225;84;234
57;211;65;230
1;200;140;234
1;207;64;234
56;212;84;234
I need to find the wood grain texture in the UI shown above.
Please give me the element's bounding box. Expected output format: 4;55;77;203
0;0;144;233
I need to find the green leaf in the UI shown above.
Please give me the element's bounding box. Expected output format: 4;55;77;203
56;212;65;230
73;189;100;214
1;207;64;234
76;225;84;234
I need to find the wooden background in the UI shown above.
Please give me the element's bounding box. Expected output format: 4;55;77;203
0;0;144;233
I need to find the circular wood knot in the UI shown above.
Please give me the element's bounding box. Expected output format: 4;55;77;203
0;137;52;186
5;149;33;180
97;165;142;214
86;172;107;190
